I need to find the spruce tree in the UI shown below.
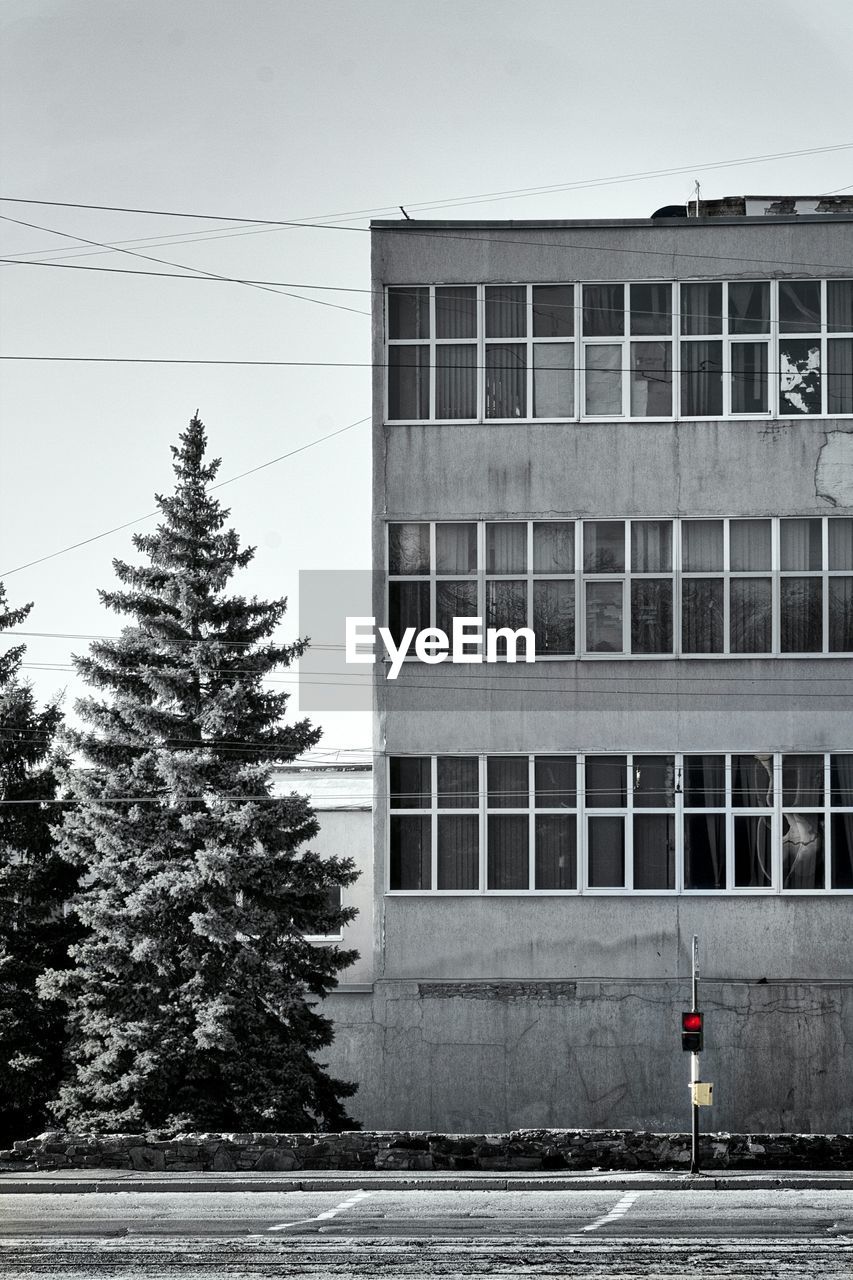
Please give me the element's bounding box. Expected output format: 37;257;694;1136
41;416;359;1132
0;583;75;1142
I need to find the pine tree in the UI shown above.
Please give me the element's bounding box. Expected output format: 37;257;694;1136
41;417;359;1132
0;583;75;1142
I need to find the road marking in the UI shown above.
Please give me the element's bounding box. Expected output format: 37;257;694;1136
267;1189;372;1232
579;1191;641;1232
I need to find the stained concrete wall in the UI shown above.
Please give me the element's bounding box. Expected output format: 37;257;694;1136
360;216;853;1133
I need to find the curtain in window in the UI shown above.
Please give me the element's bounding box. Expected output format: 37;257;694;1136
389;523;429;574
487;756;528;807
780;340;821;414
630;580;673;654
533;522;574;572
436;523;477;574
389;287;430;339
680;340;723;416
585;344;622;414
487;523;526;573
831;810;853;888
781;578;822;652
436;345;476;419
731;343;769;413
682;520;723;571
728;282;769;334
731;520;771;570
732;754;774;807
827;281;853;333
389;815;431;890
780;519;821;570
630;342;672;415
437;756;479;808
682;579;724;652
583;284;624;336
730;578;771;652
587;816;624;887
734;815;772;887
782;754;824;806
630;283;671;335
484;286;525;338
390;757;431;808
437;815;479;889
632;521;672;572
534;757;576;808
533;344;574;417
828;338;853;414
684;754;726;807
829;578;853;651
535;816;576;888
485;344;526;417
585;756;627;807
585;581;623;652
633;814;675;889
533;580;574;654
782;813;824;889
435;286;476;339
584;521;624;572
829;519;853;570
487;815;528;888
684;813;725;889
389;346;429;419
681;282;722;335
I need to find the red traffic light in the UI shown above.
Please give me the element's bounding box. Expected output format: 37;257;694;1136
681;1010;704;1051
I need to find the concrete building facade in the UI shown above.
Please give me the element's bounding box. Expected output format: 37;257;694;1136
328;202;853;1133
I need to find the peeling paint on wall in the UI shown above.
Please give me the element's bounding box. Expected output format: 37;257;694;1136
815;431;853;507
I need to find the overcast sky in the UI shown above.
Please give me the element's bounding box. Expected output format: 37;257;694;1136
1;0;852;751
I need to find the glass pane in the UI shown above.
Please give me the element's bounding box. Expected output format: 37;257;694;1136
782;754;824;807
533;344;574;417
588;816;625;887
535;756;576;809
728;281;770;334
533;522;574;572
630;341;672;415
831;755;853;805
436;345;476;418
734;815;772;887
533;284;573;337
436;580;478;636
780;578;822;653
780;339;821;415
435;285;476;339
680;339;723;415
487;522;527;573
630;282;672;336
682;519;723;571
631;520;672;572
389;523;430;575
390;757;431;809
487;756;528;809
684;755;726;808
389;286;429;339
436;522;477;573
585;580;623;652
583;283;624;336
780;518;822;570
533;580;574;654
829;577;853;651
684;814;726;889
630;579;673;654
732;754;774;807
437;757;479;809
388;580;429;645
390;815;431;890
485;285;526;338
827;281;853;333
633;755;676;807
585;756;627;808
486;344;526;418
782;814;824;890
388;346;429;419
730;519;771;570
486;580;527;642
487;815;529;889
829;519;853;569
682;579;724;653
535;816;576;888
828;338;853;413
584;521;625;572
585;344;622;414
437;815;479;889
633;814;675;889
830;813;853;889
779;280;821;334
681;282;722;335
730;578;771;653
731;342;769;412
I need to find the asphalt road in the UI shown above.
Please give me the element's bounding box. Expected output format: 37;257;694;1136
1;1187;851;1276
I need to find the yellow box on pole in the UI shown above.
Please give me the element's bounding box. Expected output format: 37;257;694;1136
690;1081;714;1107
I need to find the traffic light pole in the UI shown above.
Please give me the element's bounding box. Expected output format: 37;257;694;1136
690;934;700;1175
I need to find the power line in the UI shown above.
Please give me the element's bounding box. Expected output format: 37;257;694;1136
0;415;369;577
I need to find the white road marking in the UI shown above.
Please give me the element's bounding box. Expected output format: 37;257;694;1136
579;1191;641;1232
267;1190;372;1232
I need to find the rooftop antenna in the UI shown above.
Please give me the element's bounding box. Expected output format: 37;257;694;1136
399;205;411;220
693;180;701;217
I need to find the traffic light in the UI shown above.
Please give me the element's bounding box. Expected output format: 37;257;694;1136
681;1010;703;1052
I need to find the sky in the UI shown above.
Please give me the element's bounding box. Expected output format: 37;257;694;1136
1;0;852;752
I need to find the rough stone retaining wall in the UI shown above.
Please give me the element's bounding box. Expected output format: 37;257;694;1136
1;1130;851;1173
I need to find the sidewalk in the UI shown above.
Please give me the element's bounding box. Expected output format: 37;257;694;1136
2;1168;852;1193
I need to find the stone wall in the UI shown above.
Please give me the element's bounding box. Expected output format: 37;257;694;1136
2;1130;851;1173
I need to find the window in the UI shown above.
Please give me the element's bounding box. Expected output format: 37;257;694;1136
387;517;853;659
304;885;345;941
386;279;853;421
388;753;853;893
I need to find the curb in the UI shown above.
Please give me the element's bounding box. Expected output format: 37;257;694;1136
1;1170;852;1193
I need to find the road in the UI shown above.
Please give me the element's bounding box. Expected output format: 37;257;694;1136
1;1186;851;1276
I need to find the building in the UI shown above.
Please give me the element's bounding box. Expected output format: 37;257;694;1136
325;198;853;1134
